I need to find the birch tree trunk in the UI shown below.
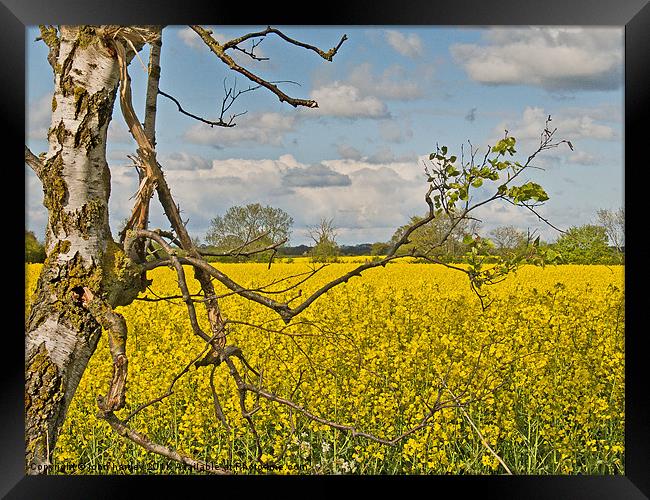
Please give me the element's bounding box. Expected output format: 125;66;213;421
25;26;144;473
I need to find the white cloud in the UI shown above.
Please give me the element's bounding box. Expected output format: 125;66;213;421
451;27;623;91
385;30;424;58
309;82;388;119
496;106;617;145
178;26;203;49
184;112;297;147
135;154;429;244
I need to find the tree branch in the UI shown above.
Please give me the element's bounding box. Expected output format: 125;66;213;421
100;411;230;474
190;25;346;109
25;146;46;180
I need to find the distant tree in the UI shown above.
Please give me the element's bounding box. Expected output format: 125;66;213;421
205;203;293;261
390;213;477;261
371;241;391;256
552;225;612;264
25;231;46;263
308;218;340;262
488;226;527;255
596;208;624;261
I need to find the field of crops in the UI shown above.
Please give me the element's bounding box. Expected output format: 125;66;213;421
25;262;625;475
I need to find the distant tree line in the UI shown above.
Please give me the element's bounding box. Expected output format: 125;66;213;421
25;207;624;265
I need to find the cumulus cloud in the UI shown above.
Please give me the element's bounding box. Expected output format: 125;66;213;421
184;112;297;147
496;106;617;144
309;82;389;119
451;27;623;91
385;30;424;58
125;153;428;244
160;152;212;171
283;164;351;188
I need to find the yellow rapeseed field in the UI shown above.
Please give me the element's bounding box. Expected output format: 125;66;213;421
25;262;624;475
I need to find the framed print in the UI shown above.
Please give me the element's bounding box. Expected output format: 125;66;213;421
5;0;649;497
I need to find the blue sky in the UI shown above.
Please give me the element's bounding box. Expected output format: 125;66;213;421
26;26;624;245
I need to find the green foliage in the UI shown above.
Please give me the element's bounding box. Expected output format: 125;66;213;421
309;218;339;263
311;239;340;263
551;225;615;265
420;135;572;297
428;136;550;217
371;241;391;256
25;231;46;263
390;214;476;262
205;203;293;262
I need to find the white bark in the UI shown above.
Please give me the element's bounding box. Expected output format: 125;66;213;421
25;26;125;472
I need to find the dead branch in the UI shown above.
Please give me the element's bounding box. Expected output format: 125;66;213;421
100;411;230;474
209;365;231;432
78;287;128;412
143;28;162;148
159;89;243;128
219;26;347;62
112;37;228;356
200;239;288;259
190;25;346;108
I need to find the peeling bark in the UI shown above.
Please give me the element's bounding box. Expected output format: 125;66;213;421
25;26;146;473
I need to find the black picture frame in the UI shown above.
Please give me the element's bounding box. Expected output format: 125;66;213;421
5;1;648;498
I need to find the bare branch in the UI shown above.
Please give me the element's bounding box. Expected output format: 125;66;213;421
158;89;243;128
100;412;230;474
190;25;346;108
209;365;231;432
241;382;456;447
78;287;128;412
199;237;288;258
219;26;347;62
